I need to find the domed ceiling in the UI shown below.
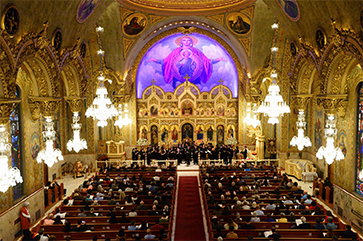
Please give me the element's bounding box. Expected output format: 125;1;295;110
117;0;256;15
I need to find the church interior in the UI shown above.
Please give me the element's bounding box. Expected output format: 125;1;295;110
1;0;363;240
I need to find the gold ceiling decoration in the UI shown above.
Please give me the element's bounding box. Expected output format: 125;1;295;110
118;0;256;16
240;6;254;19
120;7;134;20
239;36;251;57
150;15;168;25
206;14;224;24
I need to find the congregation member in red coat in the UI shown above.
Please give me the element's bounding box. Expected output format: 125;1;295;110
20;202;31;240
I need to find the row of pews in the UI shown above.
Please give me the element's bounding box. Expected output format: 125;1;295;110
201;166;358;241
38;168;177;240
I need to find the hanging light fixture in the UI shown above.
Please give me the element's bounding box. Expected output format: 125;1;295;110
85;25;118;127
37;117;64;167
115;103;131;128
316;114;344;165
0;124;23;193
256;23;290;124
67;112;87;153
244;103;261;128
290;110;312;151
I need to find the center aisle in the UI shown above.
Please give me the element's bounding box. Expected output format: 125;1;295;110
174;175;207;241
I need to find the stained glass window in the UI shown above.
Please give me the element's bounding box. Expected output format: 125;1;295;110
356;83;363;196
11;87;23;200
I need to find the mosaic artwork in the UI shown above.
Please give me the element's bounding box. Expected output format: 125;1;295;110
136;33;238;98
226;12;251;35
122;13;148;36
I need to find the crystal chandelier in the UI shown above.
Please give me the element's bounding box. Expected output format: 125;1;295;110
37;117;64;167
244;103;261;128
316;114;344;165
0;124;23;193
85;26;118;127
67;112;87;153
115;103;131;128
290;110;312;151
256;23;290;124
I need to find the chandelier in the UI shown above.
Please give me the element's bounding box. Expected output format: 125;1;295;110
316;114;344;165
256;23;290;124
37;117;64;167
67;112;87;153
115;103;131;128
0;124;23;193
85;26;118;127
290;110;312;151
244;103;261;128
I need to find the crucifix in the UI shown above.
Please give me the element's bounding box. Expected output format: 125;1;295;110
184;74;190;88
151;79;156;92
218;79;224;90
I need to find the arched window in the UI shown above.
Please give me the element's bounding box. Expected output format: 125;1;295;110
11;87;23;200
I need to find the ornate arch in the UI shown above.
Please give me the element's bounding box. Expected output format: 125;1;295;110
0;31;16;98
60;54;90;97
14;37;60;97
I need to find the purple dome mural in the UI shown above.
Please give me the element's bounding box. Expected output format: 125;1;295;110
136;33;238;98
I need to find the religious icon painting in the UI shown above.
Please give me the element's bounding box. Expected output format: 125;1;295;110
217;125;225;145
182;123;193;141
30;133;40;160
150;106;158;117
150;125;158;145
171;125;179;142
123;13;148;37
207;125;214;141
316;27;326;50
196;125;204;140
226;12;252;35
276;0;300;22
160;126;169;142
1;5;20;35
140;126;148;140
77;0;100;23
52;28;63;51
337;131;347;158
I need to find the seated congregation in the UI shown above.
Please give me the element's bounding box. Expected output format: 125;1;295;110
28;167;176;241
201;164;359;241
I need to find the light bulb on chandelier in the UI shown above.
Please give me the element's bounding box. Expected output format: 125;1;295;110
0;124;23;193
67;112;87;153
37;117;64;168
115;103;132;127
244;103;261;128
290;110;312;151
316;114;344;165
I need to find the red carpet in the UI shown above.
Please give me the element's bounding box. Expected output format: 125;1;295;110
174;176;206;241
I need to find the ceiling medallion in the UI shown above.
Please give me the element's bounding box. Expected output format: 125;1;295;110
316;27;326;50
52;28;62;51
1;5;20;36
